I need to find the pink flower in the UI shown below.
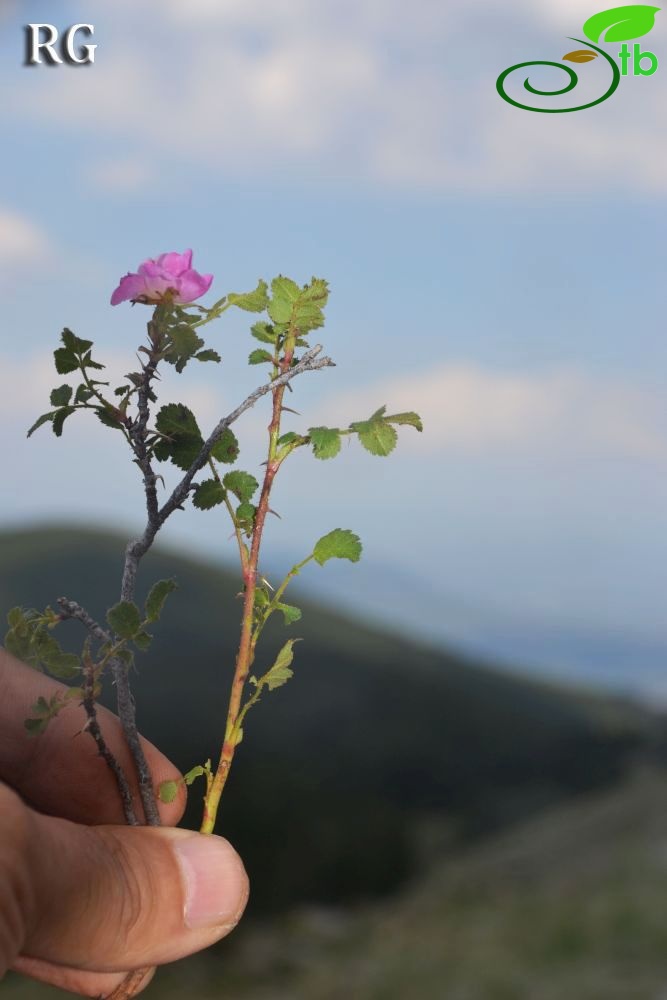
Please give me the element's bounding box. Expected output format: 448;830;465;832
110;250;213;306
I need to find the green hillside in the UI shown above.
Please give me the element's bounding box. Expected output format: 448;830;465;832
0;526;658;915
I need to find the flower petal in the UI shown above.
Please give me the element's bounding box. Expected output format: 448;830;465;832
175;270;214;303
157;250;193;276
110;272;147;306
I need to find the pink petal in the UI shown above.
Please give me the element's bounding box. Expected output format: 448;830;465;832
175;270;214;303
157;250;193;276
110;272;147;306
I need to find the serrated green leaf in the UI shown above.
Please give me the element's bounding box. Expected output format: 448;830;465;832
27;412;55;438
192;478;226;510
308;426;341;460
24;716;49;736
50;384;73;407
154;403;204;470
251;322;277;344
166;325;204;369
268;275;300;324
277;602;302;625
313;528;362;566
43;652;80;679
4;628;34;664
264;639;297;690
350;410;398;457
133;630;153;652
6;607;24;629
236;501;256;523
248;348;273;365
195;349;222;363
210;428;239;465
32;696;50;716
158;780;180;804
77;384;95;403
145;578;178;622
81;351;105;371
107;601;142;639
95;408;123;430
583;4;660;42
385;411;423;432
52;407;76;438
228;279;270;313
61;328;93;354
54;347;79;375
223;471;259;503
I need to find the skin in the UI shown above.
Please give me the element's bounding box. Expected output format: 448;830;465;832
0;646;249;998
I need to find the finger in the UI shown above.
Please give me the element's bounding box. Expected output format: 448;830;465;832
0;647;186;826
0;785;249;974
11;955;155;998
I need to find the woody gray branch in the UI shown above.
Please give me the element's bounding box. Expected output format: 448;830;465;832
57;598;138;826
113;342;334;825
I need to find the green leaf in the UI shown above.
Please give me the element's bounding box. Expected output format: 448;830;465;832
183;764;206;785
158;780;180;804
351;408;398;457
61;328;93;354
52;407;76;437
313;528;362;566
268;276;300;324
95;407;123;430
50;385;73;407
583;4;659;41
145;578;177;622
236;502;256;522
251;322;277;344
107;601;142;639
154;403;204;470
5;628;33;664
76;384;95;403
385;411;423;432
264;639;297;690
277;602;302;625
248;348;273;366
195;349;222;363
223;471;259;503
32;696;50;716
210;428;239;465
6;607;24;629
308;426;341;460
24;717;49;736
27;412;55;438
165;326;205;371
228;279;270;313
192;479;226;510
277;431;300;446
81;351;105;371
41;651;80;679
54;347;79;374
133;630;153;652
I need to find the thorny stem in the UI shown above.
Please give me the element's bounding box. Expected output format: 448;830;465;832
200;344;296;834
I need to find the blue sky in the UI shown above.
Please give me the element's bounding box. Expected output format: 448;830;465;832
1;0;666;695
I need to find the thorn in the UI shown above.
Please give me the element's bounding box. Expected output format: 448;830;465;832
268;508;282;519
281;406;300;415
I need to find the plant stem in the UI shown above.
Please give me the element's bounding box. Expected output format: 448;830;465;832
200;349;293;834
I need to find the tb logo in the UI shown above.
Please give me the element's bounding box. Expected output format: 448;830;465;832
24;24;97;66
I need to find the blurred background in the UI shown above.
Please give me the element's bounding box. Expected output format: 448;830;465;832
1;0;667;997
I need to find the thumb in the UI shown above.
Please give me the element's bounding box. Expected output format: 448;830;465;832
0;784;248;974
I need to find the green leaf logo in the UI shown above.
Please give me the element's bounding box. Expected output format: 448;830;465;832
583;5;660;42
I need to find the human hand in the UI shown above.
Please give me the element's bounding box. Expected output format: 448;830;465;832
0;646;249;998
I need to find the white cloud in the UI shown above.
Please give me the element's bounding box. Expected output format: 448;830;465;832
0;209;51;268
86;156;154;194
4;0;666;193
315;365;667;462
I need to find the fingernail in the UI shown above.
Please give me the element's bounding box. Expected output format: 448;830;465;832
173;834;248;930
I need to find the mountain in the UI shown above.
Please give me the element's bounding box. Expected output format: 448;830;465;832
0;525;661;914
298;554;667;702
